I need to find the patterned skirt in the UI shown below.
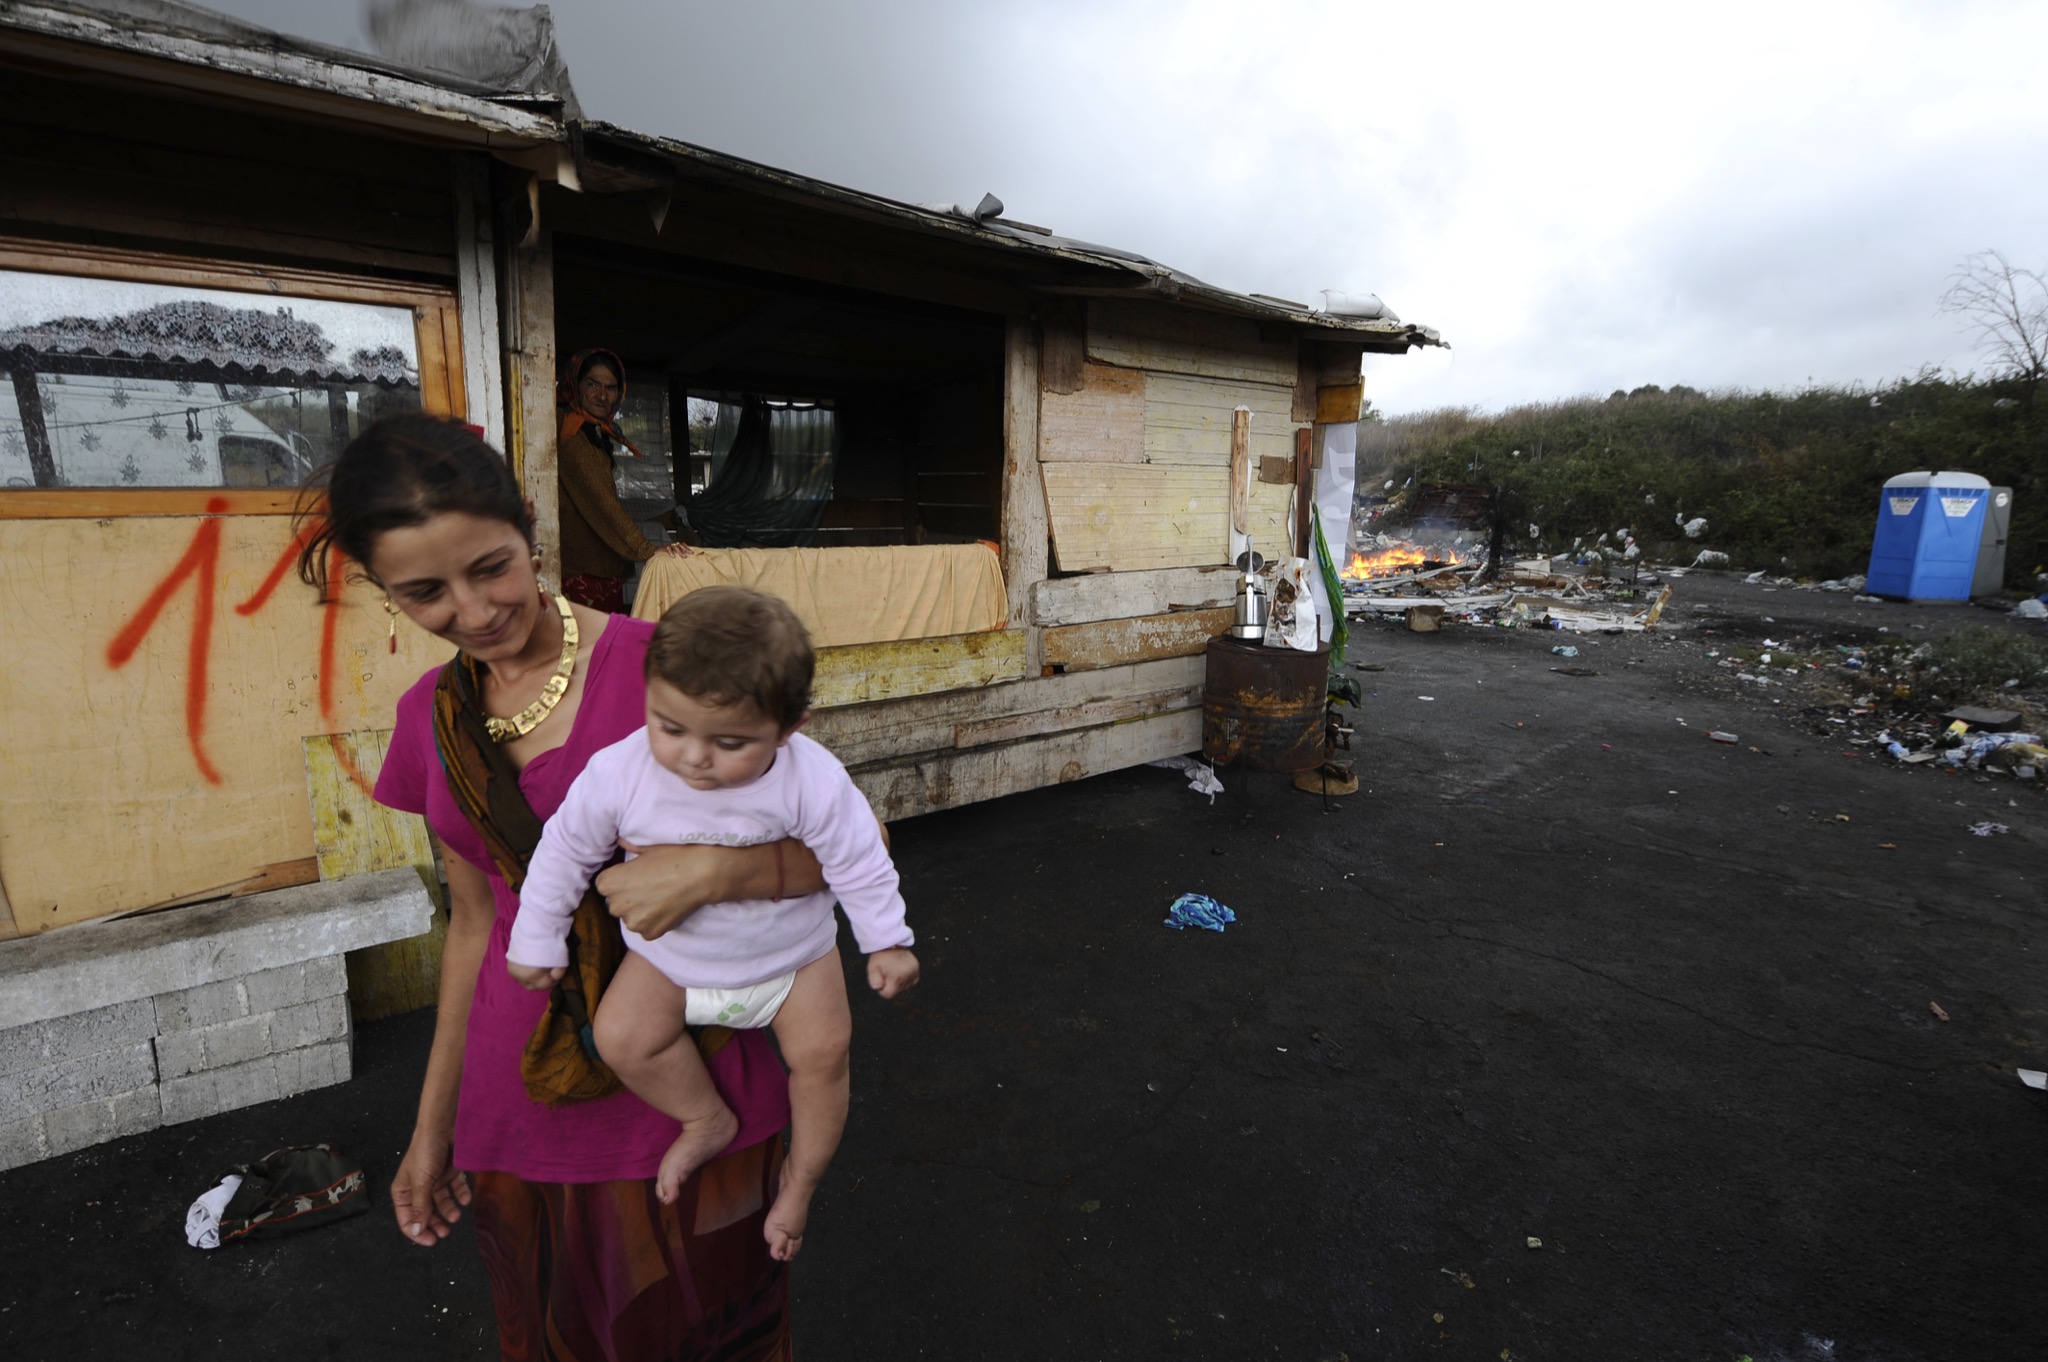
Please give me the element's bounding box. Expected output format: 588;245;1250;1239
561;574;627;615
470;1137;791;1362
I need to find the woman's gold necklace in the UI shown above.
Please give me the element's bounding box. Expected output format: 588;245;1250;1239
484;593;579;743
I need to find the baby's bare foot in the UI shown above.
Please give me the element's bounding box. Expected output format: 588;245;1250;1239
656;1105;740;1204
763;1176;815;1261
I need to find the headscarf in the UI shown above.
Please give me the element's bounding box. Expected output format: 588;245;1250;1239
556;347;645;459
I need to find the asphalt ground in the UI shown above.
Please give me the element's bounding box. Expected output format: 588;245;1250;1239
4;572;2044;1362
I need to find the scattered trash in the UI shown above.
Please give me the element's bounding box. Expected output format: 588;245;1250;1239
2020;1069;2048;1091
1929;1001;1951;1022
1163;892;1237;932
1967;821;2011;836
1708;731;1738;744
1406;604;1445;633
1526;1236;1543;1250
1550;645;1579;658
2016;599;2047;620
1878;842;1897;850
1943;707;2023;731
1149;755;1224;802
1418;695;1436;701
1438;1268;1477;1289
1550;667;1600;677
1834;813;1852;823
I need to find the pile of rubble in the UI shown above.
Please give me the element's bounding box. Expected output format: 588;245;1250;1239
1341;551;1675;634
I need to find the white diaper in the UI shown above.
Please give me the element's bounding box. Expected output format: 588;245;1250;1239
684;971;798;1029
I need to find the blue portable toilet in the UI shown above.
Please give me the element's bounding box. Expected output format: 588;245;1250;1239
1865;471;1991;601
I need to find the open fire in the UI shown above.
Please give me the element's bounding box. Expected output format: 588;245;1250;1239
1342;541;1470;579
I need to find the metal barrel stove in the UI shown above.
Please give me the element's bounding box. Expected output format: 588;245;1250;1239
1200;636;1331;771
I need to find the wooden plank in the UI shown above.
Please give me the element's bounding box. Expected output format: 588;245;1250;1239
953;684;1201;749
509;229;559;587
1293;340;1317;423
1229;408;1251;535
1140;372;1299;466
305;731;444;1020
1038;362;1144;463
1316;382;1365;424
807;655;1203;767
1042;463;1292;573
1041;607;1234;673
1293;426;1314;558
1040;296;1085;394
1029;564;1239;626
437;302;468;423
1259;454;1294;485
812;629;1029;707
0;238;459;309
0;490;294;520
999;319;1047;641
851;708;1204;821
1086;297;1298;385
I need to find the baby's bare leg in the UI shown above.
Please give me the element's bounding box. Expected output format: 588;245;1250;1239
763;949;852;1261
593;953;738;1204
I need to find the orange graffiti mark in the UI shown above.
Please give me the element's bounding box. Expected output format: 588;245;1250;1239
109;510;380;797
106;496;228;784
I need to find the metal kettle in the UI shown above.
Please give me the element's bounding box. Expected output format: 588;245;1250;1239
1230;543;1268;640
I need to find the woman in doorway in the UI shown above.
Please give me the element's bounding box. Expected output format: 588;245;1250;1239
299;413;824;1360
558;347;690;612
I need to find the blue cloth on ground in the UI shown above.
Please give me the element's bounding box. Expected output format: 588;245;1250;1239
1164;892;1236;932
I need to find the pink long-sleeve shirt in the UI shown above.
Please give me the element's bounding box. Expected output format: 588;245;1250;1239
508;730;911;989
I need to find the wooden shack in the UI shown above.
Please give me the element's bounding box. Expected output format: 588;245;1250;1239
0;0;1436;1164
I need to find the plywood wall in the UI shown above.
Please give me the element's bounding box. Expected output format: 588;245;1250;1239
1039;300;1307;573
0;514;449;934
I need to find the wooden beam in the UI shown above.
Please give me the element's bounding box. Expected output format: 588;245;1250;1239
507;227;559;589
1041;607;1233;673
1293;339;1317;423
813;629;1029;707
1293;425;1314;559
1029;564;1239;626
1000;318;1047;643
952;684;1200;749
453;154;507;451
850;707;1203;821
0;490;297;519
1039;296;1085;394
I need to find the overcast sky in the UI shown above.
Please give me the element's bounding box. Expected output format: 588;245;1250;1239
208;0;2048;416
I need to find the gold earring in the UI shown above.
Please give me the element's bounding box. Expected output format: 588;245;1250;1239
383;597;400;654
532;551;545;600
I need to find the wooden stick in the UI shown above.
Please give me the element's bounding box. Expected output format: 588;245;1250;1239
1229;406;1251;535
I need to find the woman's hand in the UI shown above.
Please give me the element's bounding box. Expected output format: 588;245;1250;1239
391;1129;472;1247
657;543;696;559
599;838;826;938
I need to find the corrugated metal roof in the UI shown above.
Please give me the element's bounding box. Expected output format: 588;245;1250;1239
0;0;1444;350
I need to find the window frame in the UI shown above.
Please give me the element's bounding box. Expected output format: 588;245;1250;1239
0;238;465;518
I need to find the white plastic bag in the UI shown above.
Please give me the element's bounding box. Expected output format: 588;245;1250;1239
1263;557;1320;651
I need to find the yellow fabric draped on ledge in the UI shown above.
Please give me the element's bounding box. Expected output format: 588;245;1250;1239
631;543;1008;649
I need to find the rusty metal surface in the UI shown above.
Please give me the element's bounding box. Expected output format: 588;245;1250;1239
1200;636;1330;771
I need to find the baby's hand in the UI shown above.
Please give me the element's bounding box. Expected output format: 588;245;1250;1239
866;948;920;999
507;960;566;992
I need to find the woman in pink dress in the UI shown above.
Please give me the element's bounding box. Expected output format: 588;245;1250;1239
299;414;828;1360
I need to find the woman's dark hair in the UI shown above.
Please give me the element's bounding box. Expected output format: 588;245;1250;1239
296;413;530;595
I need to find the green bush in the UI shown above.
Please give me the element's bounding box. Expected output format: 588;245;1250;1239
1375;376;2048;586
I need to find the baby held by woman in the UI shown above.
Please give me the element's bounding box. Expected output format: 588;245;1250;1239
506;586;918;1260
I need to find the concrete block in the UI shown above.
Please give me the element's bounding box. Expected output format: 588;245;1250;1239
0;1043;157;1121
160;1055;282;1126
243;955;348;1013
153;977;249;1033
275;1040;352;1098
0;1114;48;1172
154;1012;271;1081
0;868;433;1029
0;999;158;1079
42;1088;161;1157
269;995;351;1053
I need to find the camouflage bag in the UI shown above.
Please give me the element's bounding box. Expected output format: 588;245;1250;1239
216;1143;369;1244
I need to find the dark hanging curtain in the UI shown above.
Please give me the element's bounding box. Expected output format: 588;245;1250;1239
684;396;834;547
